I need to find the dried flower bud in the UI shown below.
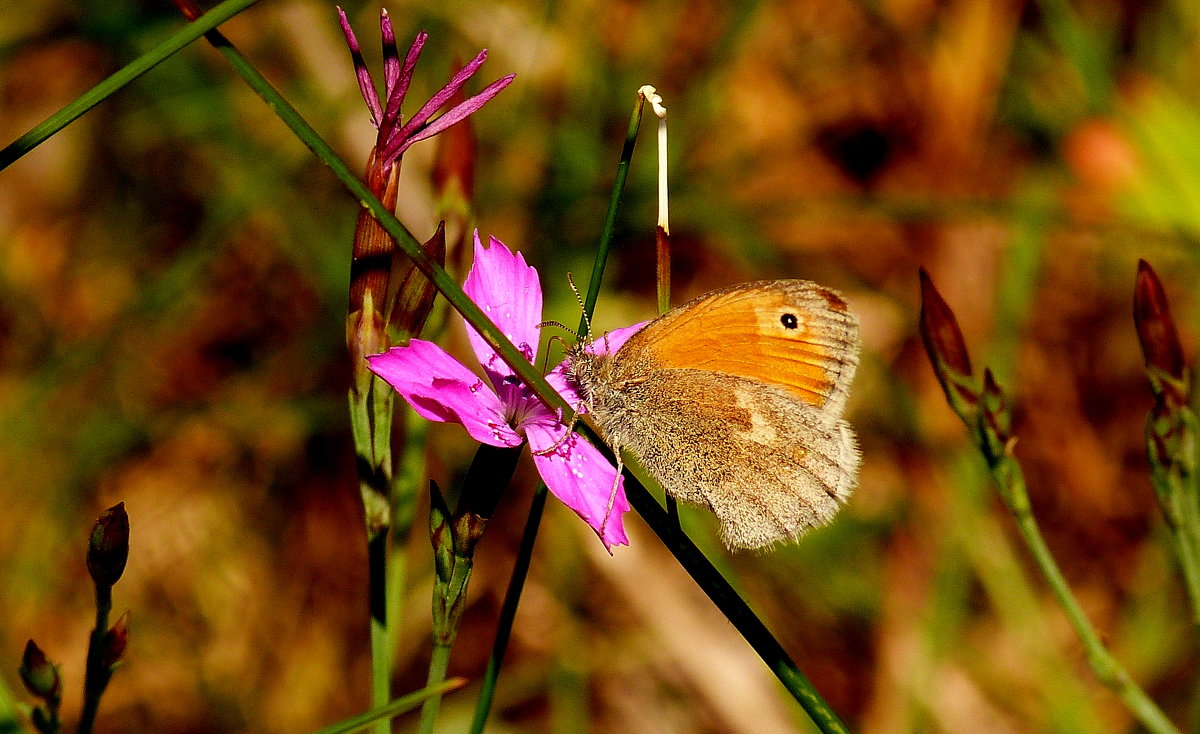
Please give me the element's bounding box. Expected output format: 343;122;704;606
386;223;446;342
918;268;979;420
18;640;61;703
1134;259;1189;404
100;611;131;669
87;502;129;587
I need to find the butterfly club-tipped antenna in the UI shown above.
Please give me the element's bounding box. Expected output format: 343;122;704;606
566;272;595;343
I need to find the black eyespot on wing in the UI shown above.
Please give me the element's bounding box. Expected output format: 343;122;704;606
780;313;799;329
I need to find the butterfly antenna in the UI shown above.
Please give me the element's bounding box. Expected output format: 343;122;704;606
566;272;594;342
536;319;580;339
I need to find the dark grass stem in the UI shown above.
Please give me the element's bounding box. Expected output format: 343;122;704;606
77;585;111;734
467;486;547;734
166;26;849;733
0;0;261;170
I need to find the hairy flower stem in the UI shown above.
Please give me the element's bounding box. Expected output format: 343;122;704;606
77;584;112;734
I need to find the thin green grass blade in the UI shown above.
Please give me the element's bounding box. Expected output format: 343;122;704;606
312;679;465;734
0;0;261;170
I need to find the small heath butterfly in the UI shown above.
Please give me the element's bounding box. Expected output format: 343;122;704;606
567;279;860;550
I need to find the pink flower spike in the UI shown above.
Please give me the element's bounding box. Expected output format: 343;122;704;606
391;73;517;157
381;30;428;133
379;10;401;111
462;232;543;386
526;422;630;550
391;49;488;141
337;7;383;127
367;340;523;448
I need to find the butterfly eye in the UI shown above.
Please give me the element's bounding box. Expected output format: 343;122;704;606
780;313;799;329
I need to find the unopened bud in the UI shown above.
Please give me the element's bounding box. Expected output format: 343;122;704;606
100;611;131;669
18;640;61;703
918;268;979;420
87;502;129;587
1134;259;1189;404
386;224;445;342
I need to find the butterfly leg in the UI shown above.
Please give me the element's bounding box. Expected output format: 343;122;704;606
598;449;624;538
531;409;581;457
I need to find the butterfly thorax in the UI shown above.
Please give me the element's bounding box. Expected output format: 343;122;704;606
564;341;656;446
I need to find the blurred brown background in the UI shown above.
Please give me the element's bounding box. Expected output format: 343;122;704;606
2;0;1200;731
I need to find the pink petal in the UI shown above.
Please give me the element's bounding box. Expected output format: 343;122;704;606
337;7;382;126
462;232;543;387
381;30;427;135
526;420;630;551
390;74;516;157
379;10;400;115
367;340;523;448
390;50;487;144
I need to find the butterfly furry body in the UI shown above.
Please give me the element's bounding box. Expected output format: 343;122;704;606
566;279;860;551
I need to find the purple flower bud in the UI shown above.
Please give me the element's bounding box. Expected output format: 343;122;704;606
1134;260;1189;405
87;502;129;587
918;268;979;420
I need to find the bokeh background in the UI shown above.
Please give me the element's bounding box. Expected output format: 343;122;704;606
3;0;1200;731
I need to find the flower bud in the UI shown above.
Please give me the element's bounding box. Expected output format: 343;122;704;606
979;368;1012;464
100;611;131;669
918;268;979;420
18;640;61;703
87;502;129;587
386;223;446;343
1134;259;1189;405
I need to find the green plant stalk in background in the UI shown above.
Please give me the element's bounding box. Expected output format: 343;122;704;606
921;266;1182;734
980;440;1180;734
311;679;466;734
1147;403;1200;636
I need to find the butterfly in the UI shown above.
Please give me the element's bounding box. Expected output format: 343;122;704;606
565;279;860;550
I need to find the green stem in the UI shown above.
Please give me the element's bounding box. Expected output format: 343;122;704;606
313;680;465;734
416;643;453;734
0;0;261;170
468;485;548;734
77;584;112;734
996;459;1180;734
1162;472;1200;636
